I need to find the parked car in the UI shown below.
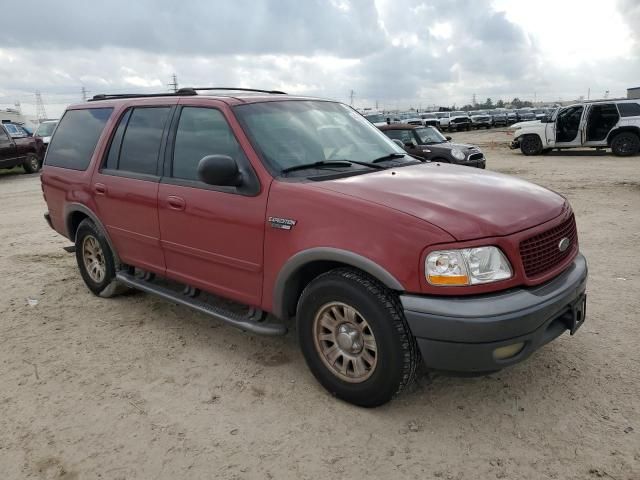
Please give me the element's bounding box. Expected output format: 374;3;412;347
469;110;492;129
363;112;387;127
0;123;44;173
379;123;486;168
34;120;59;151
439;111;471;131
506;110;518;125
419;113;440;127
511;99;640;156
515;108;536;122
41;88;588;407
490;110;508;127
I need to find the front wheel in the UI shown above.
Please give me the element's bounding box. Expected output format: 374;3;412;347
23;153;41;174
611;132;640;156
520;135;543;155
297;269;419;407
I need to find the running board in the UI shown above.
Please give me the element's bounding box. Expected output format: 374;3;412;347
115;272;287;336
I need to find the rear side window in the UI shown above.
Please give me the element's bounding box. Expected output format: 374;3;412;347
45;108;113;170
0;128;10;142
617;102;640;117
104;107;171;176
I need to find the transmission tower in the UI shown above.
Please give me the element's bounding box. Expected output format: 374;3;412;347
81;86;89;101
35;91;48;121
472;93;477;106
168;74;179;93
349;89;355;106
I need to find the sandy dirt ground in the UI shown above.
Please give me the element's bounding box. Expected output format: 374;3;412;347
0;129;639;480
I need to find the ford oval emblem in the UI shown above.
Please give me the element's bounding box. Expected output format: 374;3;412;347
558;237;570;252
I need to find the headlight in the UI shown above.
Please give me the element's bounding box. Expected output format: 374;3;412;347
426;247;512;286
451;148;465;161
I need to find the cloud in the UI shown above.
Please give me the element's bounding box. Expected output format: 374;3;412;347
1;0;638;118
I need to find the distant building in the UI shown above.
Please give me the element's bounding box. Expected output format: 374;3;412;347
628;87;640;100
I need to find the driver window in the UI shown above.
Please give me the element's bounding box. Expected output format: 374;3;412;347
172;107;246;181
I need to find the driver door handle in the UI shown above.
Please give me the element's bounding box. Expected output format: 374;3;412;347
167;195;186;211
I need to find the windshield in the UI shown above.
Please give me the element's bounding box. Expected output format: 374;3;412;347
451;111;466;116
234;101;410;174
35;122;57;136
420;113;435;119
414;126;447;144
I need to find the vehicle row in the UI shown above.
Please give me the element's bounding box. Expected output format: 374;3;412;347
364;108;556;131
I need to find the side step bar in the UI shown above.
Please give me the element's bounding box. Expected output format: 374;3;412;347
115;272;287;336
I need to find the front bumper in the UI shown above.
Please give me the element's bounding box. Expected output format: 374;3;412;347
401;253;588;372
510;138;521;150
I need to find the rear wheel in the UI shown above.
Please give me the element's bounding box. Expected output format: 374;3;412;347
520;135;543;155
23;153;41;174
75;219;126;297
297;269;419;407
611;132;640;156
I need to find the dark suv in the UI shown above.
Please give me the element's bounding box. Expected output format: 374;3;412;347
41;88;588;407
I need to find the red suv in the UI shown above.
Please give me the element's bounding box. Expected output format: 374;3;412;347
41;88;588;407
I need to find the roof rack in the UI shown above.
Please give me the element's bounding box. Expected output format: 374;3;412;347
89;87;286;102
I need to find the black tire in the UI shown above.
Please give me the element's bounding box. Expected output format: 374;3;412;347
297;268;419;407
611;132;640;157
23;152;41;174
520;135;543;155
75;219;125;298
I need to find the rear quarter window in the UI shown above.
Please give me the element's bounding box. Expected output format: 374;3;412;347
617;102;640;117
45;108;113;170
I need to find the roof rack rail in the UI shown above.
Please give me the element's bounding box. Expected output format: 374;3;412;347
182;87;287;95
89;92;196;101
89;87;286;102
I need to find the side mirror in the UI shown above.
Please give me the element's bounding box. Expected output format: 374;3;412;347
445;136;452;141
391;139;406;149
197;155;242;187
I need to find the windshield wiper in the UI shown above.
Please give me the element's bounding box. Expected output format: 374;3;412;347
281;159;384;174
371;153;407;163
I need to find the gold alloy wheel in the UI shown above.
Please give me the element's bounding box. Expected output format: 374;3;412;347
82;235;106;283
312;302;378;383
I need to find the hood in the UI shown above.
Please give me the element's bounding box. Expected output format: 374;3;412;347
311;163;565;241
510;120;540;129
427;142;479;152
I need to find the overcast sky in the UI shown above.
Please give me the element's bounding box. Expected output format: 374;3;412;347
0;0;638;118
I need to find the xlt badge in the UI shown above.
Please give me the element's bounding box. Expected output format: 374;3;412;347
268;217;297;230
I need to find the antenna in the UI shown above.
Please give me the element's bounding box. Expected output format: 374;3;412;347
169;74;179;93
35;91;47;122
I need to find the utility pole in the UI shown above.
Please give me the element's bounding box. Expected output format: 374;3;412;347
349;89;355;106
375;99;379;110
587;88;590;100
35;91;47;122
81;86;89;101
169;74;179;93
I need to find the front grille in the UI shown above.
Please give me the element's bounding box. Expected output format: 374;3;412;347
452;118;469;124
519;214;577;278
469;153;483;161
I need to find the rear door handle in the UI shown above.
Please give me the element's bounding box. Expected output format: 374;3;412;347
94;183;107;195
167;195;186;211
